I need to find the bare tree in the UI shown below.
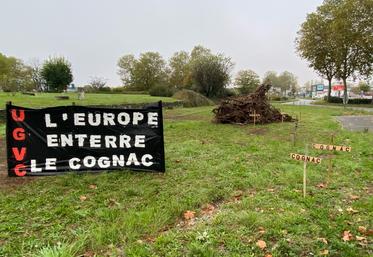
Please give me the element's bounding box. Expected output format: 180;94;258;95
89;76;108;90
29;58;45;91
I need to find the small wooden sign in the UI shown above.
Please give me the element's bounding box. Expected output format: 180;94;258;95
290;153;322;164
281;113;287;123
249;111;260;126
312;143;351;152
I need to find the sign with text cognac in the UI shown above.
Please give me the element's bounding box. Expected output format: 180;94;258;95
6;102;165;176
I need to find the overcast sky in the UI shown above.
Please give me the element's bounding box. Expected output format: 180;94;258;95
1;0;324;86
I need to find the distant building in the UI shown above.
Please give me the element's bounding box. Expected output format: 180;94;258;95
66;83;77;92
310;83;372;100
311;84;328;98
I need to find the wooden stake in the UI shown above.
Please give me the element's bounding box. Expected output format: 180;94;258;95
290;132;296;146
281;114;284;123
328;134;334;173
292;121;298;146
303;144;308;198
253;110;256;127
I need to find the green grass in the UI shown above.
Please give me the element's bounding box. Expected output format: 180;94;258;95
0;105;372;256
0;92;176;109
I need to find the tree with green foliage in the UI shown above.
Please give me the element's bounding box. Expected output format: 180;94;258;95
40;57;73;92
0;53;36;92
168;51;191;89
190;45;212;60
168;46;218;91
263;71;298;96
358;81;370;93
297;0;373;104
235;69;260;95
263;71;279;86
277;71;298;96
296;2;337;101
117;54;136;87
191;53;233;97
332;0;373;103
117;52;167;91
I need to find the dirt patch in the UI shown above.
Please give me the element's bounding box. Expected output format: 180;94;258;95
248;127;268;135
0;137;35;190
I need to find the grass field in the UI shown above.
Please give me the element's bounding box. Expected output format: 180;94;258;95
0;104;372;256
0;92;176;109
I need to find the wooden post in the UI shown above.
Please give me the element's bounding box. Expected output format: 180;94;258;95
292;121;298;146
281;114;284;123
253;110;256;127
303;144;308;198
290;132;296;146
328;134;334;172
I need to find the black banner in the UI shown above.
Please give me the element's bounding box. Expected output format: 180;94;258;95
6;101;165;176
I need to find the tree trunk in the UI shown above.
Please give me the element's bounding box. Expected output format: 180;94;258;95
343;78;348;105
327;78;332;102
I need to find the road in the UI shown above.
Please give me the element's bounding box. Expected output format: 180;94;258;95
283;99;373;133
284;99;316;106
285;99;373;112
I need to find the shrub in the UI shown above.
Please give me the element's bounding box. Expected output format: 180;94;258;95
82;86;112;93
271;96;288;101
112;86;148;94
326;96;343;103
41;57;73;92
149;84;174;97
325;96;372;104
96;86;111;93
173;89;214;107
219;87;238;98
348;98;373;104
